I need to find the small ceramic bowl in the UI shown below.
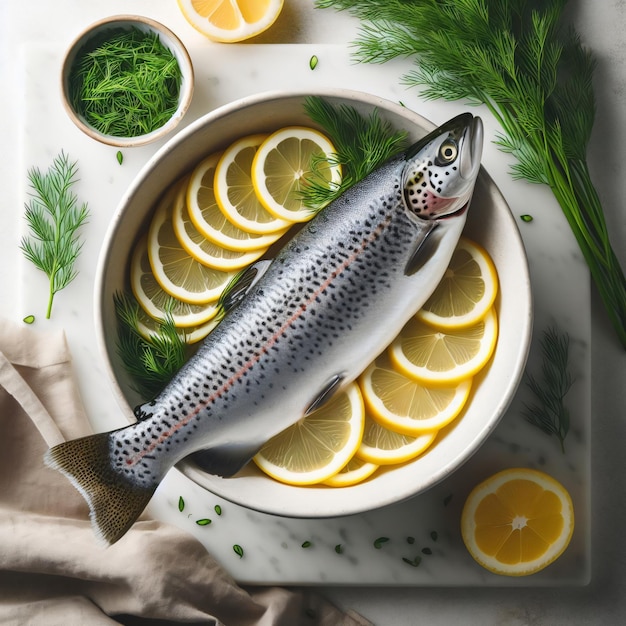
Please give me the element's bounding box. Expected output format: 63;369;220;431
61;15;194;147
94;89;533;518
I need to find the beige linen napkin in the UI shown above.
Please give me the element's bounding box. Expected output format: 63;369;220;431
0;320;371;626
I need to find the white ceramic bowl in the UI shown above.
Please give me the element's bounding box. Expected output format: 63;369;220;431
61;15;194;147
95;89;532;518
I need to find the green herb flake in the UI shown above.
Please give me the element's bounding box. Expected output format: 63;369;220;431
374;537;389;549
196;518;211;526
443;494;453;507
20;152;89;319
301;541;313;548
22;315;35;325
520;214;533;223
421;547;433;555
402;556;422;567
309;55;319;70
116;150;124;165
214;505;222;516
406;536;415;545
335;544;343;554
178;496;185;512
430;531;438;542
233;544;244;558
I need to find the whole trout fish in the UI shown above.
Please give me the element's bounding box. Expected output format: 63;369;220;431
46;113;483;545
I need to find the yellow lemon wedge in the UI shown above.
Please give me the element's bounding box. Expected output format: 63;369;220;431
253;382;365;486
177;0;284;43
389;307;498;386
251;126;342;222
355;411;437;465
147;181;236;304
461;468;575;576
214;134;292;235
416;237;499;329
186;151;287;251
359;352;472;435
131;235;220;328
172;178;267;271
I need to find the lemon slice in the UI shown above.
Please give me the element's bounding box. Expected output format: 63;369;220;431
461;468;575;576
147;181;236;304
359;352;472;435
251;126;342;222
134;300;219;344
417;237;499;329
177;0;284;43
131;235;219;328
214;134;291;235
390;307;498;386
322;456;379;487
355;412;437;465
186;152;287;252
172;179;267;271
253;382;365;486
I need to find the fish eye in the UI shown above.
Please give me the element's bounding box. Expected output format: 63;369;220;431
436;139;458;165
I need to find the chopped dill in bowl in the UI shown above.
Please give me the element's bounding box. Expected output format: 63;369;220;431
68;27;183;138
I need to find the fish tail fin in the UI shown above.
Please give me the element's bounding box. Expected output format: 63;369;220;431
44;432;157;546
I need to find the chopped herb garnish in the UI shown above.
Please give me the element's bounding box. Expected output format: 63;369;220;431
373;537;389;549
520;214;534;223
443;494;453;507
523;326;573;452
430;531;438;542
214;505;222;516
421;547;433;555
301;541;313;548
69;27;182;137
402;555;422;567
309;55;319;70
233;544;244;558
196;518;211;526
335;544;343;554
116;151;124;165
23;315;35;324
178;496;185;512
20;152;89;319
406;536;415;545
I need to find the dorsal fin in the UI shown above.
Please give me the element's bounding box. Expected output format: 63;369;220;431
218;259;272;314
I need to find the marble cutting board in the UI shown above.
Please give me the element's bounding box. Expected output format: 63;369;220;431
17;42;590;586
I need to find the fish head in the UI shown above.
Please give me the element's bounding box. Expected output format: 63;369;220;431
401;113;483;223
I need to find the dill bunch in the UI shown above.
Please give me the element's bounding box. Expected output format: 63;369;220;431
114;292;189;399
317;0;626;349
301;96;408;209
523;326;573;453
20;152;89;319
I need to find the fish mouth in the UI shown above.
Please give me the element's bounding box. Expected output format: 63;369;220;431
459;115;484;181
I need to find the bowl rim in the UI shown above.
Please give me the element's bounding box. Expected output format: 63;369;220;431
60;14;194;147
94;87;533;518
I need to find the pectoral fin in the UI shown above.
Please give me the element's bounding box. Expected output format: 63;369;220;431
404;223;441;276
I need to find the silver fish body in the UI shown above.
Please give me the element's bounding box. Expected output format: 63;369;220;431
45;112;483;544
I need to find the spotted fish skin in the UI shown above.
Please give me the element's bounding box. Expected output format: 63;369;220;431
45;113;483;545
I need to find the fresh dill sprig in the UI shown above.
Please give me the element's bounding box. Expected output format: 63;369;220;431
301;96;409;209
523;326;573;453
20;152;89;319
69;27;182;137
316;0;626;349
114;292;189;399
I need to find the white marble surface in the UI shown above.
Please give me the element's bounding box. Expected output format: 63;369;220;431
1;1;625;624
